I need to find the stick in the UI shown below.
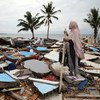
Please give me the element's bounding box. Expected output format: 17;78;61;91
59;29;67;93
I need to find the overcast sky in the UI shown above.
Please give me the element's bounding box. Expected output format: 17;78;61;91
0;0;100;35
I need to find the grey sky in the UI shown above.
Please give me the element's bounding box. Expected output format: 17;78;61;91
0;0;100;35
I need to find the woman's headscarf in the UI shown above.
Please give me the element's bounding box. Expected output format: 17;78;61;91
68;21;84;59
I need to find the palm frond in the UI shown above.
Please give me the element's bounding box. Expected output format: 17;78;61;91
41;9;46;14
17;22;29;27
18;28;29;32
35;13;39;18
38;16;44;20
45;20;48;25
84;19;90;23
52;16;58;20
18;19;26;22
24;11;33;24
52;10;61;14
43;5;47;10
51;7;55;11
49;19;52;24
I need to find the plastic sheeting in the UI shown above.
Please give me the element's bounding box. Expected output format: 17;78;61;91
36;47;48;51
19;51;35;57
89;47;99;52
0;73;16;82
34;82;58;94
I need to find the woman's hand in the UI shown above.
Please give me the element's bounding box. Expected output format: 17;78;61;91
63;38;69;42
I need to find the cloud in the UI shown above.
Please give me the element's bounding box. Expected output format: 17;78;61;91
0;0;100;34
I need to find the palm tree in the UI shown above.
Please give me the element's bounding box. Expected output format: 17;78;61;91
41;1;61;39
17;11;43;38
84;8;100;43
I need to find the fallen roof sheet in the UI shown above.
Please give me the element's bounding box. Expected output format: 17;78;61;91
34;82;58;94
0;73;16;82
24;59;50;74
19;51;35;57
36;47;48;51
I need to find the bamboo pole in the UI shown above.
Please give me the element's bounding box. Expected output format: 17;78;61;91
59;29;68;93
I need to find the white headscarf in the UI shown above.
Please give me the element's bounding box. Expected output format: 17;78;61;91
68;21;84;59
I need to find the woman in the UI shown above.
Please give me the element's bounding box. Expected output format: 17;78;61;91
67;21;84;76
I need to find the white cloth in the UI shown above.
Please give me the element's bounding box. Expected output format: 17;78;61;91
68;21;84;59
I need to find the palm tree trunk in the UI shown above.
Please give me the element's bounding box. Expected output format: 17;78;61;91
47;21;50;39
31;28;34;39
94;27;98;43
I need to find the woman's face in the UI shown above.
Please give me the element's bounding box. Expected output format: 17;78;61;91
69;21;78;30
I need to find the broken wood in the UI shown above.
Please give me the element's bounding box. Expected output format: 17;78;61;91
65;94;100;99
8;92;26;100
85;67;100;70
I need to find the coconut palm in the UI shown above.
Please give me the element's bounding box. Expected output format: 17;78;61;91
41;1;61;39
84;8;100;43
17;11;43;38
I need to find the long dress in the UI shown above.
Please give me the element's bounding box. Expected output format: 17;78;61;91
67;40;78;76
59;39;79;76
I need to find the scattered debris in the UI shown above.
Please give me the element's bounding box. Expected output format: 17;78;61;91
0;37;100;99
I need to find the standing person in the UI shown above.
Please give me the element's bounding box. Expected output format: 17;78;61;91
67;21;84;76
